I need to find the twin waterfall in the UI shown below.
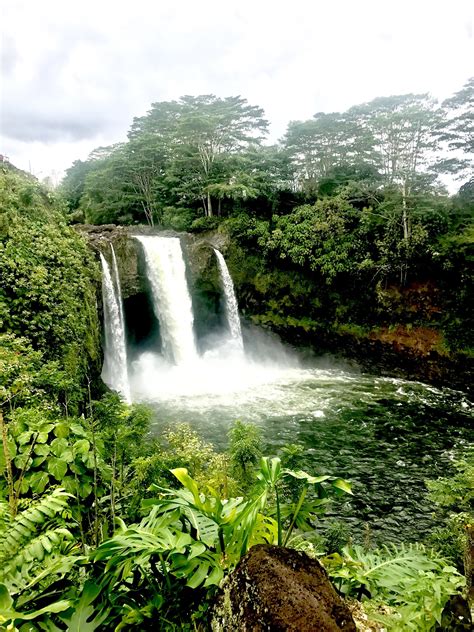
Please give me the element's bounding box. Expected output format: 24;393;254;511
213;248;243;351
100;246;131;403
99;236;243;401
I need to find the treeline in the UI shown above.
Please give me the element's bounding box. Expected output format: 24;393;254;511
62;80;473;229
62;79;473;351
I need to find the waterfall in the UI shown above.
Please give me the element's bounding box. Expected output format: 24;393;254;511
100;249;131;402
214;248;243;350
135;236;198;364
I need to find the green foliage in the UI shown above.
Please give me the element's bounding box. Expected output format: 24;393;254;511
323;543;465;630
425;449;474;569
437;77;474;180
426;450;474;513
228;420;262;489
0;168;100;408
0;488;82;630
5;407;108;499
189;215;221;233
263;195;360;281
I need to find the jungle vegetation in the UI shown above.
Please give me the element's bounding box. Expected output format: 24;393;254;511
61;81;474;353
0;80;473;629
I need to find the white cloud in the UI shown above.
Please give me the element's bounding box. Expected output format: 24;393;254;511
1;0;473;182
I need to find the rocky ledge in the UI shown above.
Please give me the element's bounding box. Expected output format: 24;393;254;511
211;545;356;631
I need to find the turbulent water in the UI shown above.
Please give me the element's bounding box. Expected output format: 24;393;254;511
100;250;130;402
103;234;472;544
214;248;243;350
130;330;473;543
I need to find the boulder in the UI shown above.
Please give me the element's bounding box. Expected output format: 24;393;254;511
211;545;356;631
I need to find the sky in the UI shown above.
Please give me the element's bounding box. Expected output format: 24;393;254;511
1;0;473;184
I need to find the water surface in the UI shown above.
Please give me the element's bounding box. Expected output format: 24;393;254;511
131;338;473;543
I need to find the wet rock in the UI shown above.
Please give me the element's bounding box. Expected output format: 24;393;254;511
435;594;472;631
211;544;356;631
75;224;227;301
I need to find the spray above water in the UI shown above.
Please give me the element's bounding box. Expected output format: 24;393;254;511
126;235;300;402
100;247;130;403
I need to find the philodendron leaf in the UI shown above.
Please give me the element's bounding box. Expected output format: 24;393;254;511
0;583;13;610
0;583;71;622
283;469;331;484
171;468;202;507
60;580;108;632
332;478;353;495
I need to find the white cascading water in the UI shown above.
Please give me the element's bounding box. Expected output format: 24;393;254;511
130;235;298;403
111;244;126;343
100;250;131;403
214;248;243;351
135;236;197;365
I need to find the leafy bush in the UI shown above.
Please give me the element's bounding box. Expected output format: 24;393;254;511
0;168;100;407
161;206;196;232
323;543;465;630
425;448;474;570
189;215;221;233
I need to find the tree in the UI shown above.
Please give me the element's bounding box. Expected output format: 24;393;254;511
130;95;269;216
348;94;442;258
283;112;366;196
436;77;474;181
60;159;94;216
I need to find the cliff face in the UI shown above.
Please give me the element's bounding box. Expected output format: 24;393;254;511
77;224;472;393
74;224;229;299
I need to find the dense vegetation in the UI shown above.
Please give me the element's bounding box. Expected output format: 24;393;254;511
62;82;474;355
0;79;473;629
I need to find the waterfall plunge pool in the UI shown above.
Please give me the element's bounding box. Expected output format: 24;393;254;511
101;235;472;544
129;334;473;545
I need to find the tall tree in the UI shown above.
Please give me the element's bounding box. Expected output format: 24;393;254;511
349;94;442;241
436;77;474;181
284;113;358;195
130;95;269;216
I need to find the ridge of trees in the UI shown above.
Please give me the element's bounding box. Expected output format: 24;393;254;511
61;80;473;229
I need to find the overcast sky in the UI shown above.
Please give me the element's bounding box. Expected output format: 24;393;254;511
1;0;473;183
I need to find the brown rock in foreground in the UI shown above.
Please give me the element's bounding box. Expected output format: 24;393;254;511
211;545;356;631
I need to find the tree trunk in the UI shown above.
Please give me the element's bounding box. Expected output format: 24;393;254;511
466;523;474;602
401;180;409;241
207;192;213;217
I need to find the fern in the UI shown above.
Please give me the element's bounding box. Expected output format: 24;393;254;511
1;527;75;593
323;543;466;631
0;487;72;567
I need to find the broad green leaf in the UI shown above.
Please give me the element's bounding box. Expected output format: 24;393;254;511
54;422;70;439
283;469;331;484
47;457;68;481
34;444;50;457
28;471;49;494
60;581;108;632
171;469;202;507
332;478;353;495
0;584;13;610
50;438;68;457
17;431;33;446
73;439;90;456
